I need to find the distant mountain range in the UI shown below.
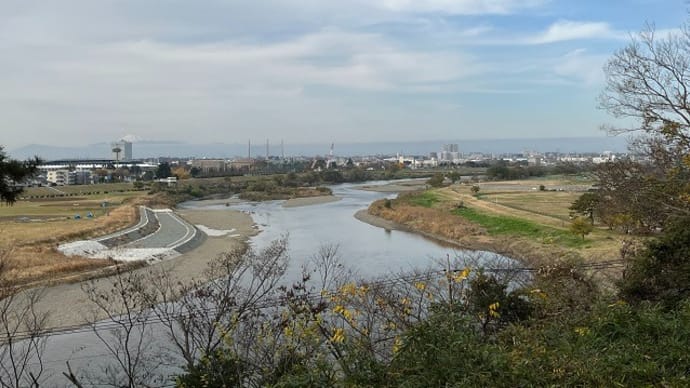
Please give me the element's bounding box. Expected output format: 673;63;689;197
8;137;630;161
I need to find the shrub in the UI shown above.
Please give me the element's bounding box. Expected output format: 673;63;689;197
426;173;445;188
619;216;690;307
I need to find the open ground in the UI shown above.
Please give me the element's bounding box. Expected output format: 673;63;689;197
0;184;151;287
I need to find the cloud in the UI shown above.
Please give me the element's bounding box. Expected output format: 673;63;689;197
552;49;608;86
525;20;621;44
0;27;485;146
377;0;546;14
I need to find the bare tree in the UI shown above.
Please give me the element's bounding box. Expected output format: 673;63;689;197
600;23;690;144
598;21;690;225
76;266;169;387
0;255;48;388
148;237;289;372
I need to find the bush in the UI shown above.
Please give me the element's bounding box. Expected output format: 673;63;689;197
619;216;690;308
426;173;445;188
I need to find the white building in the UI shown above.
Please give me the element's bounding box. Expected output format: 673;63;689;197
46;170;70;185
440;144;460;163
111;140;133;161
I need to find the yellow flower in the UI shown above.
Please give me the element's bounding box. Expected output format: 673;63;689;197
414;281;427;291
574;327;590;336
392;336;403;354
340;283;357;296
452;267;471;283
330;328;345;343
358;285;369;296
488;302;500;318
530;289;548;300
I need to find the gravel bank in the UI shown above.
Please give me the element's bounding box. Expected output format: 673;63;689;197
353;209;405;230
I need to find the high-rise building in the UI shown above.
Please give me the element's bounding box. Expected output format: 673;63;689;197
442;144;459;153
440;144;460;162
111;140;133;161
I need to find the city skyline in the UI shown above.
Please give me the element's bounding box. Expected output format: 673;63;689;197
1;0;685;150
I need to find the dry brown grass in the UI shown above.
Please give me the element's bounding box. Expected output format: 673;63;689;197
1;204;137;247
369;199;484;241
368;198;571;268
0;195;147;287
0;245;111;287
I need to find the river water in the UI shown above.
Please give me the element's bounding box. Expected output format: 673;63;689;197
186;181;468;281
30;180;512;386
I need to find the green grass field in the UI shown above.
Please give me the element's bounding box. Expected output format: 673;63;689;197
408;191;441;208
453;206;587;247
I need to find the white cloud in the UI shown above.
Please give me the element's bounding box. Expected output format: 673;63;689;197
378;0;546;14
525;20;621;44
0;28;484;146
552;48;608;86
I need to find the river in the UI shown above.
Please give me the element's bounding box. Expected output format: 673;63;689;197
181;181;471;281
27;180;512;387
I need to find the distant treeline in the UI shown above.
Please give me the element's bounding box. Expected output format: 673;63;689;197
485;161;592;180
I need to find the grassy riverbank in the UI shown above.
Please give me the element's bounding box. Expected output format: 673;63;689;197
366;178;626;271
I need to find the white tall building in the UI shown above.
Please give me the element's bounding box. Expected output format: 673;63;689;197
442;144;459;153
440;144;460;162
111;140;133;161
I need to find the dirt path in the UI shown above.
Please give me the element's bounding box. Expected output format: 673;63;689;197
439;186;571;229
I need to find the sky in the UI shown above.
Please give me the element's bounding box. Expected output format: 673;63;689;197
1;0;686;150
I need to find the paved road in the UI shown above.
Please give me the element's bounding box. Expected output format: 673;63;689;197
126;210;196;249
